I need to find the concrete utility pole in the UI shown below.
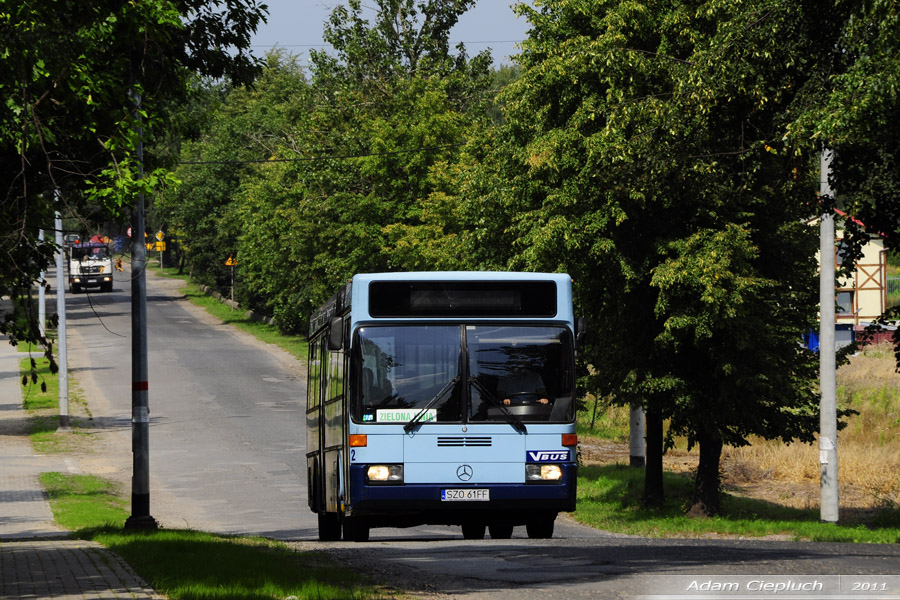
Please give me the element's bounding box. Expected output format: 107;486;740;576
819;149;839;523
124;88;158;531
629;404;646;467
53;208;69;430
38;229;46;338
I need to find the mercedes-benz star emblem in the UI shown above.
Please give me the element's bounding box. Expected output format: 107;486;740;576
456;464;473;481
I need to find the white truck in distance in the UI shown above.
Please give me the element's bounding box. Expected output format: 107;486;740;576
68;242;114;293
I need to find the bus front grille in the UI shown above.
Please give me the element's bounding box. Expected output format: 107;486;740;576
436;436;492;447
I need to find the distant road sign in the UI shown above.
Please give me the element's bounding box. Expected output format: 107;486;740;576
155;241;166;252
225;255;237;266
156;231;165;241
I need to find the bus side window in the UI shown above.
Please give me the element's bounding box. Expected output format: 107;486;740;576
308;340;321;410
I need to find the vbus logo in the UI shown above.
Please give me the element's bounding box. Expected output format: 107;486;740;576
527;450;570;463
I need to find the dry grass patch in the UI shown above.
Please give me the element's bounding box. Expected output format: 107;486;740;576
723;343;900;513
581;343;900;518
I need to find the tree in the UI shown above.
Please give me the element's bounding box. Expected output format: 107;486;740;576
161;0;495;333
159;52;310;299
1;0;267;358
784;0;900;358
454;0;827;513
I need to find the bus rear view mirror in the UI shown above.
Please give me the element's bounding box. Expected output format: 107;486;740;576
328;317;344;351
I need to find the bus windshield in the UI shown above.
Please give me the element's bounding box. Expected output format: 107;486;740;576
352;325;574;424
467;326;574;423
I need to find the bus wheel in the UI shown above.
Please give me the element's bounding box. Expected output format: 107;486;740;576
525;516;555;539
318;513;341;541
343;516;369;542
489;524;514;539
461;523;486;540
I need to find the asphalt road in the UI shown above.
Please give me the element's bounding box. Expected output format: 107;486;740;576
60;268;900;599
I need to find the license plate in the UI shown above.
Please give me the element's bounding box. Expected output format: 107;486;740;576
442;488;490;501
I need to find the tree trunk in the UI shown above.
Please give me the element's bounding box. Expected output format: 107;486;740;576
642;404;665;507
690;427;723;516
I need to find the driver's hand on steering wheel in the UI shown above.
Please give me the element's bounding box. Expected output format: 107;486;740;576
502;397;550;405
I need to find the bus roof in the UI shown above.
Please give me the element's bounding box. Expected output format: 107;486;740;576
309;272;575;336
351;271;571;284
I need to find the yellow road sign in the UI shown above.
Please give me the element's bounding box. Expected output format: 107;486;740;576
156;231;165;241
155;241;166;251
225;255;237;266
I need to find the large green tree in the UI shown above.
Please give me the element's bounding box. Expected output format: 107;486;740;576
159;52;310;296
1;0;267;355
162;0;494;333
449;0;829;513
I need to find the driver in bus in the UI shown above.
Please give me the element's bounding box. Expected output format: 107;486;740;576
498;366;549;406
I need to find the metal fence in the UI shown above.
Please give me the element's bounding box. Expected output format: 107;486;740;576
889;277;900;296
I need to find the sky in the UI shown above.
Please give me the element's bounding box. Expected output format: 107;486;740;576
248;0;533;68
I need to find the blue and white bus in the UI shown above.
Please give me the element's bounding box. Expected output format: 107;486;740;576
306;272;582;541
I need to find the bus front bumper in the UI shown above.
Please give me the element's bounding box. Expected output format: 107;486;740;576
347;464;577;524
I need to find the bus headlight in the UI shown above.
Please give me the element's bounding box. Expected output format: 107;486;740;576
366;464;403;484
526;464;563;482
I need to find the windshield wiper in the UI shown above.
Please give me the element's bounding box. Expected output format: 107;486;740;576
403;375;460;433
467;377;527;434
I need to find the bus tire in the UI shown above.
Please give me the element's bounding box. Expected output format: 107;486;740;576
342;516;369;542
489;524;514;539
461;523;486;540
318;512;341;541
526;516;555;539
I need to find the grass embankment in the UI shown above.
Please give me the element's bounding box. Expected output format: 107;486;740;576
40;473;393;600
576;343;900;543
17;350;93;453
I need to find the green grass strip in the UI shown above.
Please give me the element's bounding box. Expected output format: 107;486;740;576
40;472;129;530
18;356;58;410
40;472;396;600
575;465;900;543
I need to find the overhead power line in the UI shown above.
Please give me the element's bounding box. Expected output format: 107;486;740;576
249;40;523;49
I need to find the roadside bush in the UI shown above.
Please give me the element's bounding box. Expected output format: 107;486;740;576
272;297;306;336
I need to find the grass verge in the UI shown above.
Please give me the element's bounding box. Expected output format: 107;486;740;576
575;465;900;543
148;264;308;361
18;355;58;410
40;472;397;600
17;352;94;453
